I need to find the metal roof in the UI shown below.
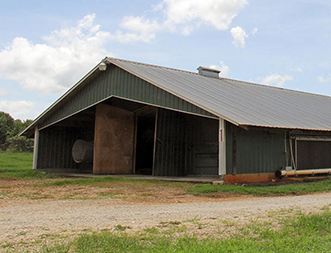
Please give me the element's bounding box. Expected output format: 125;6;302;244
106;57;331;131
21;57;331;136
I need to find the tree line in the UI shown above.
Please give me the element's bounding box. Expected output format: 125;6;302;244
0;111;34;152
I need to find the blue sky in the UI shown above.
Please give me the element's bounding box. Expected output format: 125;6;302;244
0;0;331;120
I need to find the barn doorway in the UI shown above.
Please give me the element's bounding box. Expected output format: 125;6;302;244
135;107;156;175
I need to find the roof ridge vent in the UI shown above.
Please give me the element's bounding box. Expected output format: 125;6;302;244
197;66;220;78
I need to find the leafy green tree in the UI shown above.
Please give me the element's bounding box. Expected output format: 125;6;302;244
7;136;34;152
0;111;14;151
0;111;33;152
11;119;33;136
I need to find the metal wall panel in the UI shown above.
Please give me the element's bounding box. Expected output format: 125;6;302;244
37;126;78;170
186;115;218;175
39;66;215;130
153;109;218;176
153;109;186;176
37;113;95;171
226;125;286;174
297;141;331;169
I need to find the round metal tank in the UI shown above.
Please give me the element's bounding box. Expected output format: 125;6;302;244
72;140;94;163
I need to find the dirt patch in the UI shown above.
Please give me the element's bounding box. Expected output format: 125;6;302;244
0;179;245;206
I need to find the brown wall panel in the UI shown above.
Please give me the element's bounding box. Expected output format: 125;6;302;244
93;104;134;174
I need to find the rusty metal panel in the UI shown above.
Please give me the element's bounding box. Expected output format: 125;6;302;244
93;104;134;174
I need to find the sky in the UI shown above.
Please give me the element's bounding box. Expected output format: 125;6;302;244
0;0;331;120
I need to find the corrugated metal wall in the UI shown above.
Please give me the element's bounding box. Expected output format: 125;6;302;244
153;109;186;176
39;66;216;130
153;109;219;176
226;124;286;174
37;126;78;170
37;114;95;171
186;115;218;175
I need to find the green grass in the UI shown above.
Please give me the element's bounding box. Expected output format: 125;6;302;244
1;151;331;197
188;178;331;196
39;209;331;252
0;152;54;179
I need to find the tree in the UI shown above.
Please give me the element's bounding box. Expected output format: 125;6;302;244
0;111;34;152
7;136;34;152
0;112;14;151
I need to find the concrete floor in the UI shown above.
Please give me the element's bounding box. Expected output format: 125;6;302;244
51;173;223;184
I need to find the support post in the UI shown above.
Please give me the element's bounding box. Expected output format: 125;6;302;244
219;118;226;175
232;127;237;175
33;126;39;170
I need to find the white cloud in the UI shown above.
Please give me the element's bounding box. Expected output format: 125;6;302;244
317;74;331;83
121;16;159;34
124;0;248;37
294;67;303;73
210;61;230;77
261;74;293;87
230;26;248;48
162;0;248;34
115;16;160;43
0;100;36;119
252;28;258;35
0;14;112;95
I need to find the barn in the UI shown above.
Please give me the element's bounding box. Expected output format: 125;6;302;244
21;57;331;183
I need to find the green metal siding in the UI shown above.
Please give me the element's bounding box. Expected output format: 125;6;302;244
154;109;186;176
39;66;216;129
226;122;234;174
38;126;78;170
37;119;95;170
226;124;286;174
186;115;218;175
153;109;219;177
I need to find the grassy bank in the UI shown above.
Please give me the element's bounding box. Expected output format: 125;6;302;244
1;151;331;196
188;178;331;196
40;208;331;252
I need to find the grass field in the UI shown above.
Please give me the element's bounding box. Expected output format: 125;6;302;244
1;152;331;252
0;152;54;180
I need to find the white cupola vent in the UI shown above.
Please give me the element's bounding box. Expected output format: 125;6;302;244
197;66;220;78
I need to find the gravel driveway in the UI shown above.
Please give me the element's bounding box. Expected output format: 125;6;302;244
1;192;331;246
